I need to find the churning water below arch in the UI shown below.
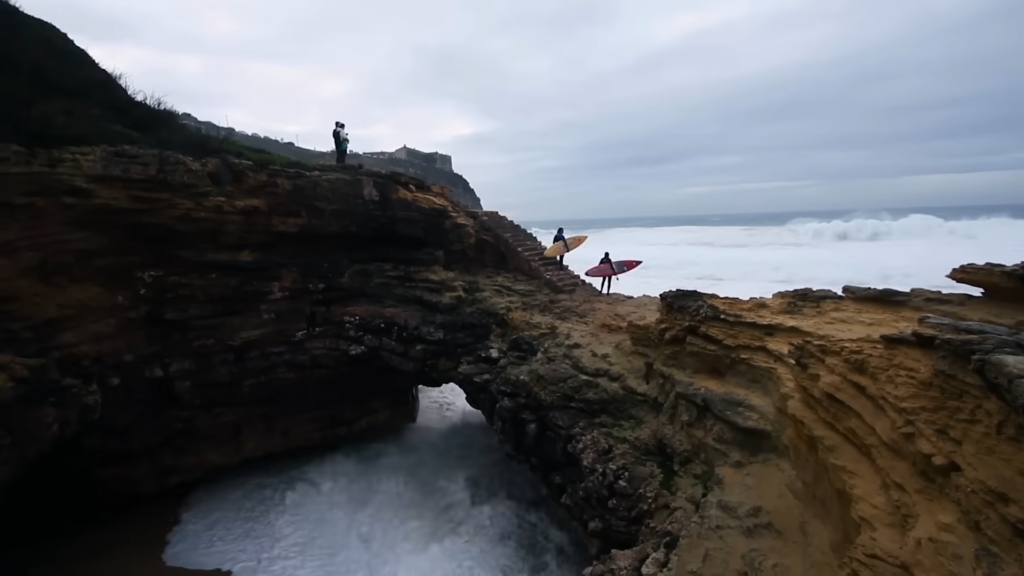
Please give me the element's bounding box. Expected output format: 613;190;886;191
163;384;591;576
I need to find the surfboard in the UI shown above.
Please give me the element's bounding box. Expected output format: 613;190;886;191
543;235;588;258
584;260;643;278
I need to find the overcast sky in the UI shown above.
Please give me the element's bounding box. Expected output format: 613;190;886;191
22;0;1024;219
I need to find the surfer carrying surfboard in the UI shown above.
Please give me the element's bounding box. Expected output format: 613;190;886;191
552;227;570;268
584;257;643;290
598;252;613;294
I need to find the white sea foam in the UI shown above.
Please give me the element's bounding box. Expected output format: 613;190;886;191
163;385;587;576
534;214;1024;299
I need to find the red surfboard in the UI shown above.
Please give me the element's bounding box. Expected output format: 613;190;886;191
584;260;643;278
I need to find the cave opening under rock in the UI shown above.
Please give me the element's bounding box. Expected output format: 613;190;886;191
0;378;592;576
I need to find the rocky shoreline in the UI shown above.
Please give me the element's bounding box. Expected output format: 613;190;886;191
1;144;1022;575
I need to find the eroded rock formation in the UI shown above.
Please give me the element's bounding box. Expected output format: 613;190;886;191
453;271;1024;574
948;261;1024;302
1;144;1023;575
535;282;1024;575
0;144;510;497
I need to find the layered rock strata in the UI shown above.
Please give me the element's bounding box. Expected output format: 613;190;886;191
0;144;508;497
1;145;1023;575
485;278;1024;576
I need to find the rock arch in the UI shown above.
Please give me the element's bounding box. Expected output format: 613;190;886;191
2;146;1023;575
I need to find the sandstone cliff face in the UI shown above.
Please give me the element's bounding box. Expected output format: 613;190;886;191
948;261;1024;303
465;274;1024;575
1;144;1022;576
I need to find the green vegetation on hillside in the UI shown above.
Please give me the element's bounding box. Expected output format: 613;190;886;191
0;0;484;207
0;0;295;166
181;114;331;163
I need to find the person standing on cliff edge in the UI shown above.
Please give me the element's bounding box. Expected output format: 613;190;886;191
332;122;349;164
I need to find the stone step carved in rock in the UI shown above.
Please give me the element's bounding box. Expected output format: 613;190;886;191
471;210;591;294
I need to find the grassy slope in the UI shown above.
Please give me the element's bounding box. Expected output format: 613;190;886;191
0;0;293;166
0;0;485;207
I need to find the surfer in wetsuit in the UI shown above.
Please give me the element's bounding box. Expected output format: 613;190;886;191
598;252;614;295
552;227;570;268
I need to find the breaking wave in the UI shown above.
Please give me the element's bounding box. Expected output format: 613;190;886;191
785;214;1016;242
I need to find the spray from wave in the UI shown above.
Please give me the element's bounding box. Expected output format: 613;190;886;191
163;385;589;576
783;214;1018;242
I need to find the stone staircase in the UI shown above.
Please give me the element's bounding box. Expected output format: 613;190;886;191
472;211;597;294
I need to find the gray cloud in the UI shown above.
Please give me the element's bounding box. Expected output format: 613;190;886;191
22;0;1024;219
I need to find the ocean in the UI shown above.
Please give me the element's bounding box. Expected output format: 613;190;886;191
523;204;1024;299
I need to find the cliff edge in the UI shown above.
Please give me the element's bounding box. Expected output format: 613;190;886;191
1;144;1023;575
179;114;485;210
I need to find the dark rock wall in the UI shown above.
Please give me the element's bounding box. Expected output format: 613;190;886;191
0;144;505;498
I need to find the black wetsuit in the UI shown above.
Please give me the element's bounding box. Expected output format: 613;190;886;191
598;256;613;294
552;233;570;267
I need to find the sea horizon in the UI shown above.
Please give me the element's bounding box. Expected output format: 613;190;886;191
520;202;1024;232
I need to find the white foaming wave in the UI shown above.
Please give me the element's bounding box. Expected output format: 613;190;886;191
529;213;1024;299
163;384;587;576
531;214;1019;244
785;214;1018;243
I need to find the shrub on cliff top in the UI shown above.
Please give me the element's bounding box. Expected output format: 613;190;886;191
0;1;290;166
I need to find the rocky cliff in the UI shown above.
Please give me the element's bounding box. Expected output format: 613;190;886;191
351;152;484;211
1;144;1023;575
0;144;508;500
447;274;1024;576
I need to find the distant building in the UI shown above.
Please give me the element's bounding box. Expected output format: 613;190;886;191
364;145;453;172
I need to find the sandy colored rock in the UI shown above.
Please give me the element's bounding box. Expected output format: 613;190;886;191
481;283;1024;575
947;261;1024;302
